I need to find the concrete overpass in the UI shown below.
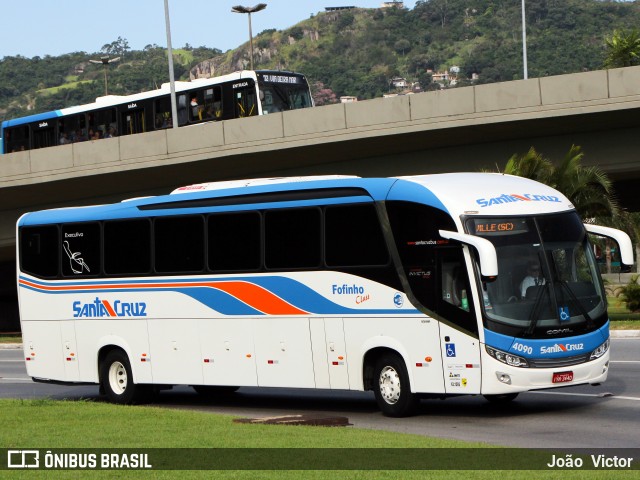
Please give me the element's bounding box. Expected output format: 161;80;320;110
1;66;640;329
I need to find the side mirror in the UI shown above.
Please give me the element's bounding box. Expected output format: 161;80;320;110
439;230;498;279
584;224;634;269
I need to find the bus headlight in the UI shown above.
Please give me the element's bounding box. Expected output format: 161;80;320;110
485;345;529;368
589;338;610;361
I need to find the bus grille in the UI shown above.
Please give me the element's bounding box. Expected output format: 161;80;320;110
528;353;591;368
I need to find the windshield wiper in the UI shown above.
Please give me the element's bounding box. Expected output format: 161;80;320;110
524;282;547;337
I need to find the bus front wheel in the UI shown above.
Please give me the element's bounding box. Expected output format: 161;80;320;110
100;350;150;404
373;354;418;417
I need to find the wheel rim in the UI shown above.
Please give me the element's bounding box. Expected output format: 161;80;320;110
108;361;128;395
379;365;401;404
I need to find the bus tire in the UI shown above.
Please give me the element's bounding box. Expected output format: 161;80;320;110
192;385;239;396
484;393;519;404
373;353;418;417
100;350;150;405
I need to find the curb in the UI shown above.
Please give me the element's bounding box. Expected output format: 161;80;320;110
610;330;640;338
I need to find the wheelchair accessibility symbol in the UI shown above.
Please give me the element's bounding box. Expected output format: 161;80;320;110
445;343;456;357
559;306;570;322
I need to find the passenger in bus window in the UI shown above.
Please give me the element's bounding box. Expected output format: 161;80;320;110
104;126;116;138
59;132;70;145
190;95;199;119
74;129;87;142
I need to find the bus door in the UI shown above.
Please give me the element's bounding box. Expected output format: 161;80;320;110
121;105;146;135
436;247;482;394
32;121;56;149
233;82;258;118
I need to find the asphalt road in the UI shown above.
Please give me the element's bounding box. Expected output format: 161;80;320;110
1;338;639;449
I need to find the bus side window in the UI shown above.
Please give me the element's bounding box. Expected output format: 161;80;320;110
20;225;60;278
61;223;101;277
265;207;321;269
208;212;261;272
154;215;205;273
104;219;151;275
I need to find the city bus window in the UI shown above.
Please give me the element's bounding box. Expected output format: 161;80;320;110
32;124;56;149
234;86;258;118
61;223;100;277
62;113;88;142
89;108;117;138
6;125;29;152
121;108;146;136
154;216;204;273
208;212;261;272
325;204;389;267
104;219;151;275
265;208;321;269
202;87;222;120
20;225;59;278
154;97;173;129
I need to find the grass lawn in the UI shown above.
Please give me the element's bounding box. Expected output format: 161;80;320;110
0;399;636;479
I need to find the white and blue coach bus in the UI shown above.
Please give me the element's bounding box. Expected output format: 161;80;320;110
17;173;633;416
1;70;312;154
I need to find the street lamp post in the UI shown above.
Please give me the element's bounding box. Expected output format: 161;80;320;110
231;4;267;71
89;56;120;96
521;0;528;80
164;0;179;129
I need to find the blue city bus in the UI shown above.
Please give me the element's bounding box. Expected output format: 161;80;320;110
2;70;313;153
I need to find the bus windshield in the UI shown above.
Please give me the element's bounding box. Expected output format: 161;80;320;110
467;212;607;338
259;84;312;113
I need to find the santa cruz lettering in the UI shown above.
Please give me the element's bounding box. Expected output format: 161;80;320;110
476;193;561;208
540;343;584;354
73;297;147;318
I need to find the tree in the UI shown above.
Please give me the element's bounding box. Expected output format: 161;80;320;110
603;28;640;68
311;81;338;105
101;37;130;58
503;145;619;220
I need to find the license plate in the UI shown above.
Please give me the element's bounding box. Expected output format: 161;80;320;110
552;371;573;383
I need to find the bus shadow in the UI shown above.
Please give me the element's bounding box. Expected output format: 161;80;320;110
147;386;603;419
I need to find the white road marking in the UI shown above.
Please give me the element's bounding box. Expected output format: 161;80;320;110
530;391;640;401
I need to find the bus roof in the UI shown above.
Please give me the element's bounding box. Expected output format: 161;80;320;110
18;173;574;226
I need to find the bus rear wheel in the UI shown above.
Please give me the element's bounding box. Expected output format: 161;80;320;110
373;354;418;417
100;350;150;404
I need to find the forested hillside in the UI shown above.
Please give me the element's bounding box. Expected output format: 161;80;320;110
2;0;639;119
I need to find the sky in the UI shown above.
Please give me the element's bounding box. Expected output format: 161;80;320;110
1;1;418;59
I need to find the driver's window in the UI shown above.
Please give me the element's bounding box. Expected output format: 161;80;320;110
437;247;477;334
